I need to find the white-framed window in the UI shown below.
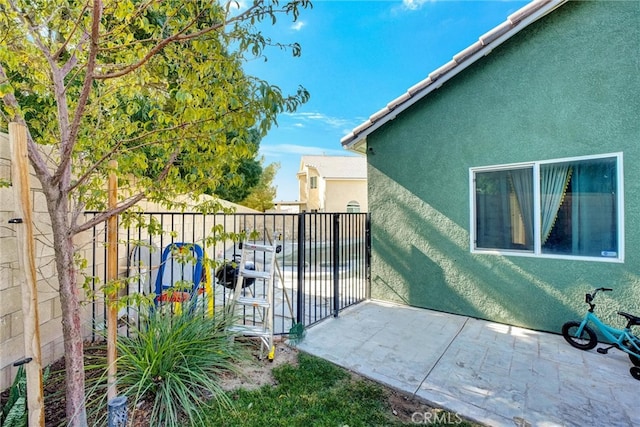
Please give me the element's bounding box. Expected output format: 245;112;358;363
310;176;318;189
346;201;360;213
470;153;623;262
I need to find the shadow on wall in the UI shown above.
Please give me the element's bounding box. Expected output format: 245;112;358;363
368;175;636;332
372;241;483;319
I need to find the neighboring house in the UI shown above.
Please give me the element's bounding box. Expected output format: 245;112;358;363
341;0;640;333
297;155;368;212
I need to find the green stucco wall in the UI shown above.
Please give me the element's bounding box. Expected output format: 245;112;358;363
367;1;640;333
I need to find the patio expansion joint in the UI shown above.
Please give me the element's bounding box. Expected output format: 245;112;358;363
412;316;470;397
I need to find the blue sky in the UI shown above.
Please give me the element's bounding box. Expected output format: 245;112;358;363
244;0;529;201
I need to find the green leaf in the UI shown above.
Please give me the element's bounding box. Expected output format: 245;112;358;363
1;2;312;420
0;82;14;97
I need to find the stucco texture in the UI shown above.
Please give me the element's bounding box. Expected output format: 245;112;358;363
367;1;640;333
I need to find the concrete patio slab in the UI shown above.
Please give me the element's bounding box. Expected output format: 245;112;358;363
296;300;639;427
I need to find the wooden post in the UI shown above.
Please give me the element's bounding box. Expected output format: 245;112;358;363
107;160;118;400
9;122;45;427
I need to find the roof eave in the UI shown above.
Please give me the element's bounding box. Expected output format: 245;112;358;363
341;0;568;153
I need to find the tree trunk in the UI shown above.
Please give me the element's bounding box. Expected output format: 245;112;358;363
47;193;88;427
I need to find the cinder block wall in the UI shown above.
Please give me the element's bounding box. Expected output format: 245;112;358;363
0;132;162;389
0;131;262;390
0;132;66;391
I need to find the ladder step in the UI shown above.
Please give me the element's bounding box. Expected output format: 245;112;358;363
236;296;270;308
229;239;280;360
240;269;272;280
241;242;277;252
228;325;271;338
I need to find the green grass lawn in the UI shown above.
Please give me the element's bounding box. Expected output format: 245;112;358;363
203;352;481;427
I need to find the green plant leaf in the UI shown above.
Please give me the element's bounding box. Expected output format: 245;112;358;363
2;396;27;427
112;304;248;427
0;82;14;97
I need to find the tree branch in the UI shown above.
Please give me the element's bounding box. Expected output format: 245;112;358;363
52;0;102;188
71;192;147;236
52;2;90;61
0;63;52;182
98;0;157;39
67;99;256;193
68;119;200;193
7;0;54;58
93;2;264;80
7;0;82;191
71;146;180;236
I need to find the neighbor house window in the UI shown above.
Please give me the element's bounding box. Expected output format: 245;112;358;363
310;176;318;189
347;201;360;213
470;153;623;262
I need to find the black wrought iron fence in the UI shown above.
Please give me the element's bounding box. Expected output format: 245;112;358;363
84;212;370;338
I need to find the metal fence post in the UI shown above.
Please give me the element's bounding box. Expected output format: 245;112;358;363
366;213;372;300
296;213;305;325
85;211;370;336
333;213;340;318
107;396;128;427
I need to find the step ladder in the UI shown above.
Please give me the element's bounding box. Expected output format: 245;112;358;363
227;240;280;360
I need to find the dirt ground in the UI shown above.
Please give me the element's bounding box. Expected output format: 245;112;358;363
1;340;449;426
211;339;449;424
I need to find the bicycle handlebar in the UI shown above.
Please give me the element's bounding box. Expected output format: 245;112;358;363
586;287;613;307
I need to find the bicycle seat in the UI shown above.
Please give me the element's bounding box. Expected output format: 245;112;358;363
618;311;640;326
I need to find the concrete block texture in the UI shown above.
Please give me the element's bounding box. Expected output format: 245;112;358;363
0;132;64;391
0;286;22;318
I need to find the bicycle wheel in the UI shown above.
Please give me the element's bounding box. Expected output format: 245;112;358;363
562;321;597;350
623;337;640;366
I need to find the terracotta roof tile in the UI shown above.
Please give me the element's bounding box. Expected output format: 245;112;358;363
387;92;411;109
480;21;514;46
429;59;458;82
341;0;568;151
453;41;484;64
369;108;390;122
352;120;373;136
408;77;434;96
509;0;549;24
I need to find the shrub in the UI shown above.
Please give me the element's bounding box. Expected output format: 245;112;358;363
115;304;247;426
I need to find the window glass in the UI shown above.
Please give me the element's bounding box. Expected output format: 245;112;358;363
541;157;617;257
310;176;317;189
347;201;360;213
475;167;533;251
471;154;621;261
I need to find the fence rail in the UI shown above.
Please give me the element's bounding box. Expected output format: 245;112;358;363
85;212;370;337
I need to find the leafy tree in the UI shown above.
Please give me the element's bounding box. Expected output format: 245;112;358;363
213;128;264;202
241;160;280;212
0;1;310;425
215;158;263;202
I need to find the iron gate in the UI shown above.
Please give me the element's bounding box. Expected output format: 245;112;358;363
85;212;370;336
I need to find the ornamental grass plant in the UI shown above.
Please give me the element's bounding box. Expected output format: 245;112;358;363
114;303;247;426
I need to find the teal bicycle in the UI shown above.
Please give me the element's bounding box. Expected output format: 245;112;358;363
562;287;640;380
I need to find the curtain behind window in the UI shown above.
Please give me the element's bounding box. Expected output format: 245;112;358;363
511;168;534;249
540;164;572;243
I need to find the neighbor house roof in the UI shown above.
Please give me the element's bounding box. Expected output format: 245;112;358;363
299;155;367;179
341;0;569;153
